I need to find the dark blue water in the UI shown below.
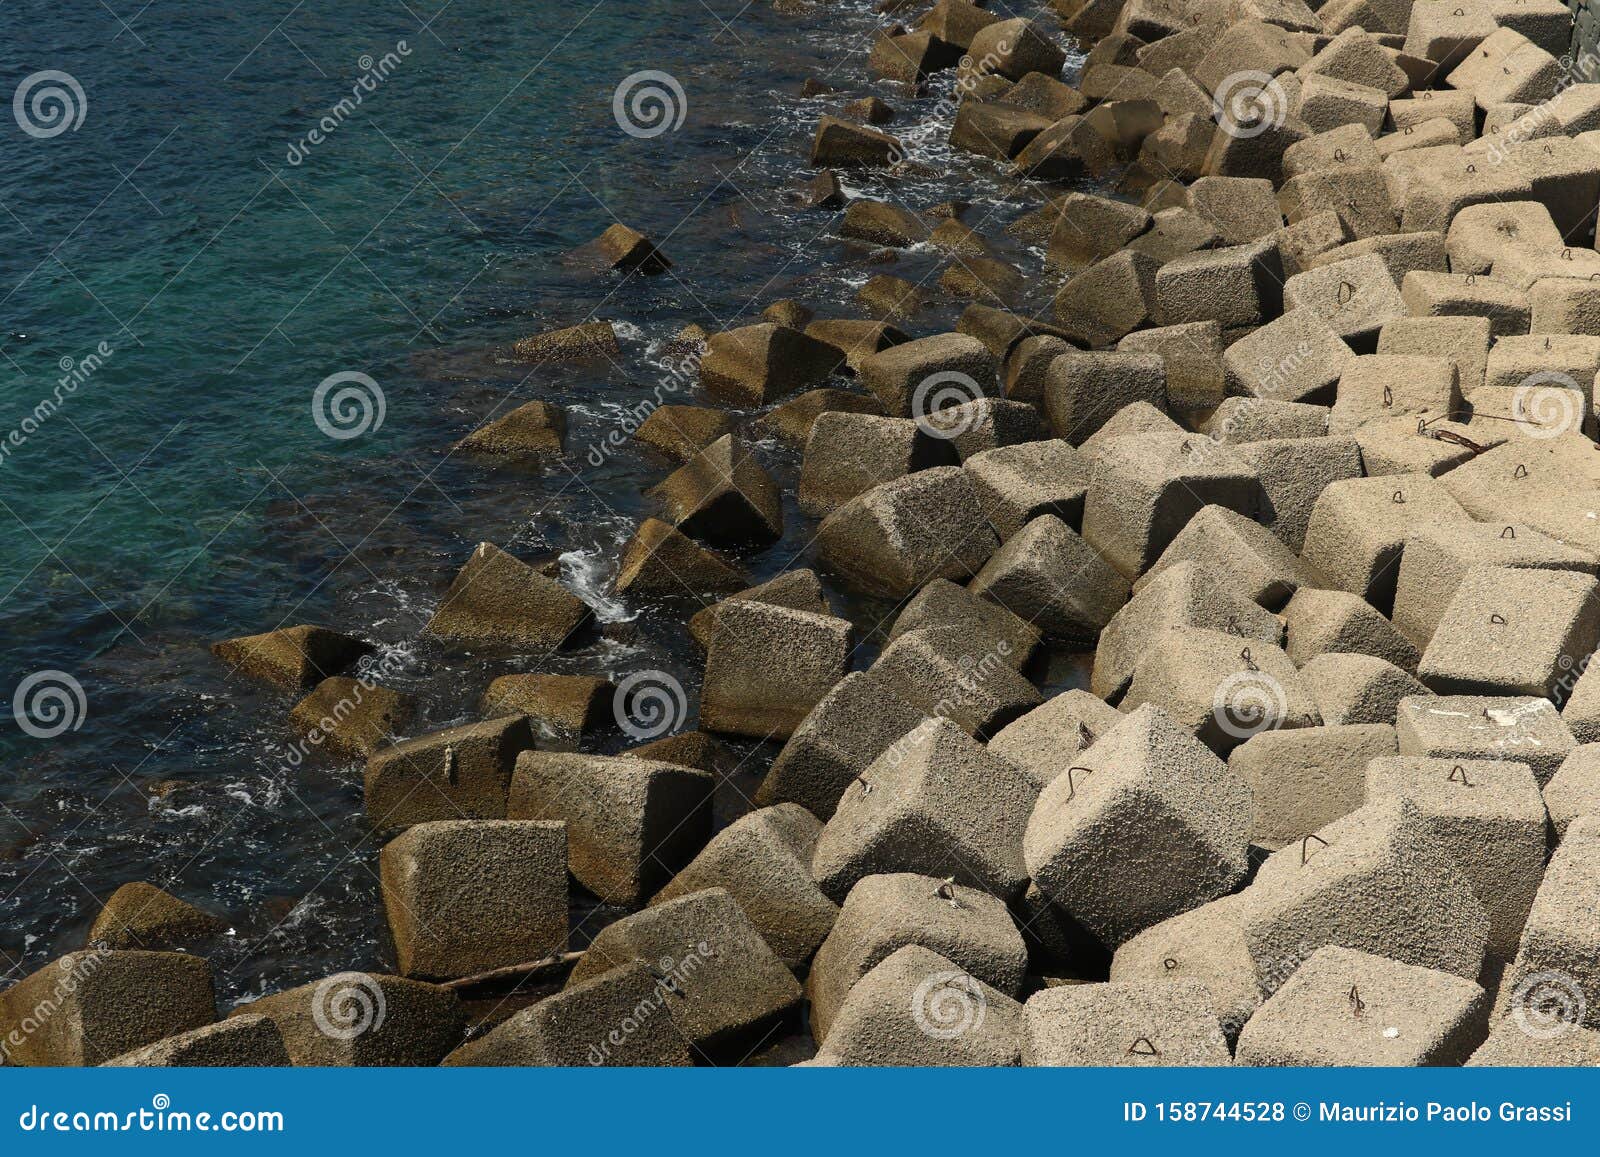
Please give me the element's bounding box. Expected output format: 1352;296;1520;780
0;0;1084;1003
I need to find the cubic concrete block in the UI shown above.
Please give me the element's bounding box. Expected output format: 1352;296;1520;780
1300;652;1431;725
103;1015;290;1067
871;627;1041;738
889;577;1041;671
364;715;532;830
1400;271;1531;339
968;514;1130;642
444;962;693;1067
480;673;612;734
1094;560;1284;702
1393;521;1595;650
698;323;841;406
816;467;1000;599
757;670;928;821
987;688;1126;790
858;333;997;418
1273;208;1353;277
1109;893;1262;1039
1396;693;1576;787
811;718;1037;901
1232;436;1365;552
820;945;1024;1066
1283;253;1406;351
1468;1015;1600;1065
1122;626;1320;753
1024;704;1254;947
1042;352;1167;445
239;973;465;1066
1136;503;1320;610
1282;588;1420;673
963;440;1089;538
1446;201;1562;278
1078;402;1184;463
1240;796;1491;990
798;412;951;517
1301;473;1473;612
700;599;852;740
567;887;803;1052
508;754;711;906
1155;239;1285;328
1396;151;1536;234
1419;566;1600;704
807;872;1027;1042
379;820;568;980
1220;309;1355;403
1282;124;1381;181
1052;251;1161;347
634;404;734;463
86;881;223;953
650;804;838;964
1022;980;1231;1065
811;116;904;168
1377;314;1491;393
1367;755;1548;959
1117;320;1226;413
649;435;783;547
1293;74;1389;135
1231;723;1399;848
0;951;215;1067
210;623;372;691
1328;354;1458;434
1540;744;1600;835
1499;815;1600;1031
1445;28;1561;109
1309;231;1449;286
1281;165;1400;241
1081;432;1262;580
1389;88;1476;139
1044;192;1152;271
614;518;746;597
1236;945;1488;1065
424;543;591;652
687;569;832;651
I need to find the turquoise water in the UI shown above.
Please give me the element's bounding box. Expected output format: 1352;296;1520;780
1;0;1084;1000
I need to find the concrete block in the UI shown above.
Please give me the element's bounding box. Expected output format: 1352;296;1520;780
1283;253;1406;351
1400;271;1531;338
988;688;1126;790
1042;351;1167;445
239;973;464;1066
1155;239;1285;328
1137;503;1322;609
1023;980;1231;1065
871;627;1042;738
1300;652;1431;725
1283;587;1420;673
1232;436;1364;552
964;440;1090;538
968;514;1130;642
701;599;853;739
1396;693;1576;786
1543;744;1600;836
1499;814;1600;1032
1377;314;1491;392
1232;723;1399;847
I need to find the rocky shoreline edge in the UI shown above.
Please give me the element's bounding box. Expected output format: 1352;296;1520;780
7;0;1600;1069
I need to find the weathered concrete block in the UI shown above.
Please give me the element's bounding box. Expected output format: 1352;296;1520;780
889;577;1040;670
987;688;1125;790
817;467;999;598
1109;893;1261;1039
649;435;783;547
812;718;1037;901
1155;239;1284;328
1367;755;1547;958
699;323;840;406
1293;73;1388;135
1445;27;1561;109
1232;723;1399;848
86;881;224;953
1400;271;1530;338
1377;314;1492;393
858;333;998;418
701;599;852;740
798;412;951;518
480;673;612;734
1094;560;1284;702
1052;251;1161;347
1022;980;1232;1065
425;542;591;651
567;887;803;1052
871;627;1041;738
807;872;1027;1042
0;951;215;1067
1545;745;1600;836
380;820;568;979
811;116;904;167
1499;815;1600;1032
756;670;928;821
1300;652;1430;725
1123;626;1320;753
968;514;1130;642
239;973;465;1066
1042;352;1167;445
103;1015;290;1067
1024;704;1254;946
365;715;532;829
1419;566;1600;704
508;754;710;906
1220;308;1355;403
1236;945;1487;1065
1231;435;1364;552
444;962;692;1066
614;518;747;598
964;440;1089;538
1283;252;1406;351
1137;504;1319;610
211;624;372;691
1328;354;1458;434
1241;795;1490;991
1282;587;1420;673
1468;1015;1600;1065
687;569;831;652
1301;473;1472;612
1396;693;1575;787
1117;321;1225;413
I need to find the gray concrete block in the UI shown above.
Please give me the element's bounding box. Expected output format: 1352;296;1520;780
1396;693;1575;787
1300;652;1431;725
988;688;1126;790
1137;503;1321;610
968;514;1130;642
1232;723;1399;848
1023;980;1232;1065
1283;587;1420;673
